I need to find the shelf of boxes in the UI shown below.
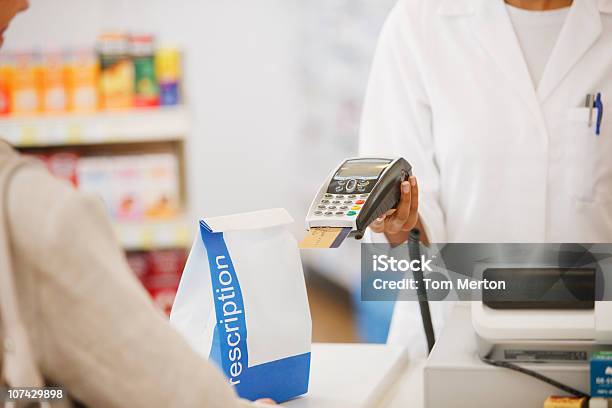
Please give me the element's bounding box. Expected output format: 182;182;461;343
0;106;189;147
1;39;189;314
114;218;192;252
5;107;192;252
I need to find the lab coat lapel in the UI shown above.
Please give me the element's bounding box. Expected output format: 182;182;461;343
469;0;545;134
538;0;602;102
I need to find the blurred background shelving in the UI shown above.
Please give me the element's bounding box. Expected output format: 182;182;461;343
2;0;399;343
0;31;190;316
3;106;192;253
0;106;189;148
115;218;190;252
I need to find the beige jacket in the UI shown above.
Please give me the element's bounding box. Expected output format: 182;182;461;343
0;141;244;407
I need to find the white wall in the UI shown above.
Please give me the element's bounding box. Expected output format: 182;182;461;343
4;0;303;225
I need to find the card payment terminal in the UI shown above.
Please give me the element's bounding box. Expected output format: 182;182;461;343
304;157;412;243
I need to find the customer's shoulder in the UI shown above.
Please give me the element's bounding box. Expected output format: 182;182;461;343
7;161;111;253
8;161;101;228
9;161;73;202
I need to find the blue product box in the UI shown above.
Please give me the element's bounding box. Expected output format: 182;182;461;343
591;351;612;398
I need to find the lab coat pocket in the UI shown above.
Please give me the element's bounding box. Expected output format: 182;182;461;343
566;107;604;201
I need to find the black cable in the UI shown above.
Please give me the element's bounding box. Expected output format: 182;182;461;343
408;229;436;354
480;356;590;399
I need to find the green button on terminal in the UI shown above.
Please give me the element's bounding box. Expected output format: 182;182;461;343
347;211;357;216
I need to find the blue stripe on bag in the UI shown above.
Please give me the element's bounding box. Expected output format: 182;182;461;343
200;224;249;388
200;222;310;403
237;352;311;402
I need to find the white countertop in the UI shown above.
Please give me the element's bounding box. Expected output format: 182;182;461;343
282;343;418;408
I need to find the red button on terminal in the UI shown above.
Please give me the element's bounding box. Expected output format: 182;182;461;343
355;200;365;205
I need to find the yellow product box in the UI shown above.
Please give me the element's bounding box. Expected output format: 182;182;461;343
155;47;181;106
543;396;587;408
98;33;133;110
141;153;180;220
155;47;180;82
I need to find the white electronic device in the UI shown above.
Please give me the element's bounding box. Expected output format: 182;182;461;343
305;157;412;240
470;262;612;363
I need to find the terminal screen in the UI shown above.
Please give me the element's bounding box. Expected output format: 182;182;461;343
335;159;390;179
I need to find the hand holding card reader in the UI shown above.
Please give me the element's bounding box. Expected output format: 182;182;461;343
300;158;412;248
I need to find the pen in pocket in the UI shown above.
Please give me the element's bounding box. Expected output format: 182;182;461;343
595;93;603;136
584;93;604;136
586;94;594;128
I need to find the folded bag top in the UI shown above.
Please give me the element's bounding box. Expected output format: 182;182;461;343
200;208;294;233
171;208;311;403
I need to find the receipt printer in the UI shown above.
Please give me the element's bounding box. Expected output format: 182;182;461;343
305;157;412;241
471;262;612;363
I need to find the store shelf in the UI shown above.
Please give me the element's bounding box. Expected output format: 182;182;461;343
114;218;192;251
0;106;189;148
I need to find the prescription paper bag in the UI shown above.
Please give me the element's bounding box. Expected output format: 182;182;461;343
170;208;311;402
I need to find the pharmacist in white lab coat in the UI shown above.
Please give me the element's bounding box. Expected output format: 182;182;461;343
359;0;612;356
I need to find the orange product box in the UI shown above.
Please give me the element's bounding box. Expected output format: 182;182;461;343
11;52;43;115
0;54;14;115
65;49;99;112
41;51;68;113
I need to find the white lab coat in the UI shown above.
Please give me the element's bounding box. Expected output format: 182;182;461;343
359;0;612;356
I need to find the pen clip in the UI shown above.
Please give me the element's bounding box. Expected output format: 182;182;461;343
595;93;603;137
